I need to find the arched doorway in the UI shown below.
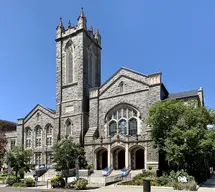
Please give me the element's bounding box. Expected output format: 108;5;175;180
130;146;145;170
96;148;108;170
112;147;125;170
136;148;145;169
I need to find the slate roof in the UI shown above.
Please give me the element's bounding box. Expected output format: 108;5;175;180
0;120;16;132
168;90;199;100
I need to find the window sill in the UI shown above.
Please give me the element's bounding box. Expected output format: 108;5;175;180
62;82;78;89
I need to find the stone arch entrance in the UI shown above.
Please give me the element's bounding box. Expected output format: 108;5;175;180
130;146;145;170
112;147;125;170
96;148;108;170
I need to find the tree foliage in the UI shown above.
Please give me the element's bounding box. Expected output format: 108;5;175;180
52;137;87;171
0;121;8;167
6;147;33;178
147;99;214;174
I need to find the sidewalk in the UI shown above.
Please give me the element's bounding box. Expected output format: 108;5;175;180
199;175;215;192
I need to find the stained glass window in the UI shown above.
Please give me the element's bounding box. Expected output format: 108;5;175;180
129;118;137;135
109;121;117;136
118;119;127;135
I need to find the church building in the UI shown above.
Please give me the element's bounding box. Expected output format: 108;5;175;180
3;9;204;171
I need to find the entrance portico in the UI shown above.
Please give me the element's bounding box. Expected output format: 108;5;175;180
95;144;147;170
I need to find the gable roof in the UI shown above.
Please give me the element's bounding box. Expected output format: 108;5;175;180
168;90;199;99
101;67;161;89
23;104;55;121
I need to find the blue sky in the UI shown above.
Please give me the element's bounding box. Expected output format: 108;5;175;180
0;0;215;122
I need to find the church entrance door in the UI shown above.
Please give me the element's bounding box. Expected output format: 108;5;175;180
112;147;125;170
136;148;145;169
96;148;108;170
130;146;145;170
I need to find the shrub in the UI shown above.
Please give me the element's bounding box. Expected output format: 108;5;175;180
50;176;65;188
12;183;25;188
148;165;153;170
186;180;198;191
5;176;17;186
24;177;35;187
73;178;88;190
173;181;185;190
87;164;92;169
155;176;171;186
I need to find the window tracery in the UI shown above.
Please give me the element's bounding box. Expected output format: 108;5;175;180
107;106;138;137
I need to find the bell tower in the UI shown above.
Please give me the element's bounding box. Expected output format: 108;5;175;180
55;8;102;144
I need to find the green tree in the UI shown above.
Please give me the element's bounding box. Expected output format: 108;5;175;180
147;99;212;176
0;121;8;168
52;137;87;183
6;147;33;179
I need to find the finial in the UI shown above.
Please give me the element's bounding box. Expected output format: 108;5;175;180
68;20;72;28
56;17;65;30
80;7;85;18
95;28;100;36
90;25;93;31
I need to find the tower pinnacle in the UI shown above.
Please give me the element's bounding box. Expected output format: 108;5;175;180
56;17;65;31
77;7;87;29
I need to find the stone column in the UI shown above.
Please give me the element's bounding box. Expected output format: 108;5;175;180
125;143;129;168
144;144;147;169
94;152;97;170
108;145;111;168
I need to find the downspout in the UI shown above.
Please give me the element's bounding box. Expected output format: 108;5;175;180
58;27;63;141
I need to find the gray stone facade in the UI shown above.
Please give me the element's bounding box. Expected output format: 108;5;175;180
3;9;204;171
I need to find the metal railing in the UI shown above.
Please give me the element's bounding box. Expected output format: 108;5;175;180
105;174;122;185
122;173;132;182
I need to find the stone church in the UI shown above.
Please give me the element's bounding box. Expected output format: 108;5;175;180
2;9;204;171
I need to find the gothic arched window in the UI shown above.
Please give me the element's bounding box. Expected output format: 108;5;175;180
107;105;138;137
109;121;117;136
35;126;42;148
26;127;32;148
88;46;97;87
88;47;93;86
119;81;124;93
65;41;74;84
129;118;137;136
65;119;72;137
45;124;53;146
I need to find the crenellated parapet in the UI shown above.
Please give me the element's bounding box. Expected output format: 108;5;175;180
56;8;101;47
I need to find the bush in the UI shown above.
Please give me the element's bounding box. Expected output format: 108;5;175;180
155;176;172;186
12;183;25;188
186;180;198;191
24;177;35;187
87;164;92;169
73;178;88;190
50;176;65;188
5;176;17;186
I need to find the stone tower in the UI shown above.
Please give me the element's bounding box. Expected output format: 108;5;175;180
55;8;101;145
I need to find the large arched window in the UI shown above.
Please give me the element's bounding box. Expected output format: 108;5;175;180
88;46;97;87
65;119;72;137
88;48;92;86
26;127;32;148
35;126;42;148
45;124;53;147
65;41;74;84
107;106;138;137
